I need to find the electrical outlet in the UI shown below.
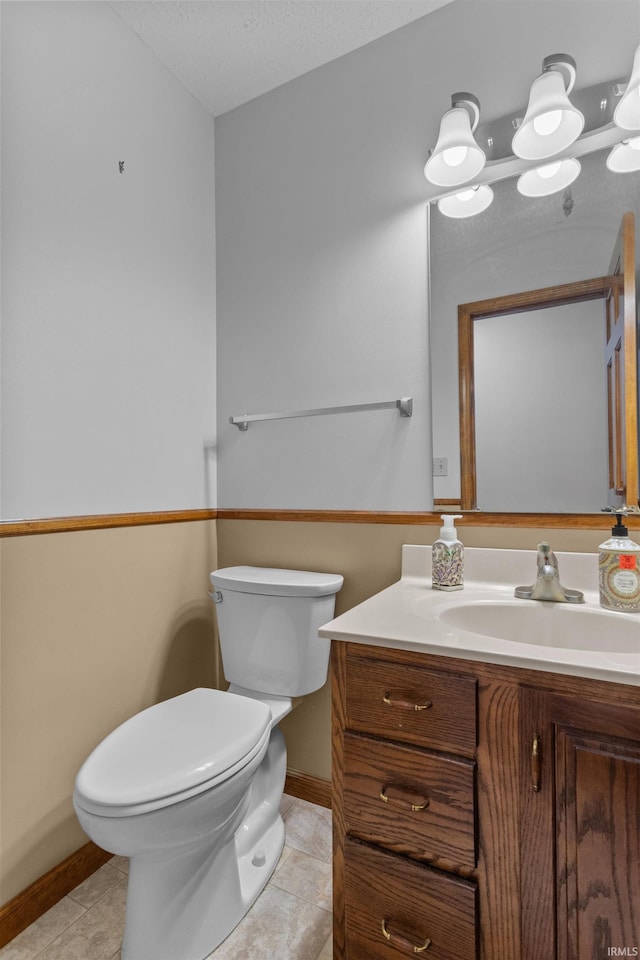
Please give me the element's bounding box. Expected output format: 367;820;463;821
433;457;448;477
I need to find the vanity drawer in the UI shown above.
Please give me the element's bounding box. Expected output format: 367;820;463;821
344;837;477;960
345;655;477;757
344;732;476;870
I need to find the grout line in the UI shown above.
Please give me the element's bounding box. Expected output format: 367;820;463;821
66;863;125;910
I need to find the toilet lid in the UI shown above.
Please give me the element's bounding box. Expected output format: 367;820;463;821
75;688;271;808
210;565;343;597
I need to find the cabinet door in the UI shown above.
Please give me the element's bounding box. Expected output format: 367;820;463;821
521;692;640;960
554;711;640;960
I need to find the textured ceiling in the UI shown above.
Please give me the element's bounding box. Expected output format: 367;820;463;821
109;1;452;116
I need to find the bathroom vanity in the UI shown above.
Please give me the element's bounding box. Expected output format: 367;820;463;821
320;546;640;960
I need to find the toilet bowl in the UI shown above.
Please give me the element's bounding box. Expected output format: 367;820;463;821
74;688;280;960
73;565;343;960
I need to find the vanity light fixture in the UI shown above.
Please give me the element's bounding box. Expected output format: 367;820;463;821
613;44;640;130
606;136;640;173
424;93;486;187
512;55;584;160
516;157;581;197
426;44;640;218
436;184;494;218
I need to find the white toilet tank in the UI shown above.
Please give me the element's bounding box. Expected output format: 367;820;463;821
210;566;343;697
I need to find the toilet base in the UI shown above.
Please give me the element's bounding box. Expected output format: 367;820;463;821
121;727;287;960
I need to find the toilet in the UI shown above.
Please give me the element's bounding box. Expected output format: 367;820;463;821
73;565;343;960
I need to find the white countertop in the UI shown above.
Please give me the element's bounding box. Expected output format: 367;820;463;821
319;545;640;686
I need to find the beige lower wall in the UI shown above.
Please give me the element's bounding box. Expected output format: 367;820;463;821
0;514;612;909
216;518;611;783
0;520;218;906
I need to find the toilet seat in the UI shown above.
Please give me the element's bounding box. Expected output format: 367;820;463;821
74;688;271;817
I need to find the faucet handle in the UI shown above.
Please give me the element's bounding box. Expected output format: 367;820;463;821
536;542;557;569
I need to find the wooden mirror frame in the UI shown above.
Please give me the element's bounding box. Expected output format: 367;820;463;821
457;274;634;512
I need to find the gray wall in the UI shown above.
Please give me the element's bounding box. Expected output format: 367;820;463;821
3;2;639;519
1;2;216;520
215;0;640;511
215;15;436;510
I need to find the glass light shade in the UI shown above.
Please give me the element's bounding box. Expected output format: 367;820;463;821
437;184;494;218
424;107;486;187
517;157;581;196
512;69;585;160
606;137;640;173
614;45;640;131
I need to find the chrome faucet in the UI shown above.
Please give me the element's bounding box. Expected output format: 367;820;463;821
514;542;584;603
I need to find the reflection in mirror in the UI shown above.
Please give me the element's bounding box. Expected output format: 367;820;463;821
430;148;640;513
458;277;616;513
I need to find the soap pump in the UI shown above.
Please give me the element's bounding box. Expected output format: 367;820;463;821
599;511;640;613
432;514;464;591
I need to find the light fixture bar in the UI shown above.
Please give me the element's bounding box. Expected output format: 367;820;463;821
424;119;632;203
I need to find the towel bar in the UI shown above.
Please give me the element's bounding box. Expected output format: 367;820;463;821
229;397;413;431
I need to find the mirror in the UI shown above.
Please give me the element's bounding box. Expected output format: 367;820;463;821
458;268;637;512
430;148;640;513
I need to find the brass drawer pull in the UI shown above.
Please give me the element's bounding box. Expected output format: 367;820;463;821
383;692;433;712
531;733;541;792
379;785;429;812
381;918;431;953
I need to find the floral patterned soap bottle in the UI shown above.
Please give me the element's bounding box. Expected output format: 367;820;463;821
432;514;464;591
598;511;640;613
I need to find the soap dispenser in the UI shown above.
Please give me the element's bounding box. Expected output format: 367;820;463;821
432;514;464;591
599;512;640;613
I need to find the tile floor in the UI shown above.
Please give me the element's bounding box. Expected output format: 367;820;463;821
0;796;333;960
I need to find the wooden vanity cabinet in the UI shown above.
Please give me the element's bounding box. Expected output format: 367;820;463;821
331;640;640;960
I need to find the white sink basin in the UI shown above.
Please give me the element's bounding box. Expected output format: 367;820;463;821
438;601;640;654
320;547;640;684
